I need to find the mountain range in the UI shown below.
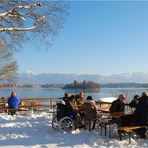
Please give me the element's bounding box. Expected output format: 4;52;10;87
17;71;148;84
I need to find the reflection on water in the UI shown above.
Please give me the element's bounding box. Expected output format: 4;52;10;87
0;87;148;103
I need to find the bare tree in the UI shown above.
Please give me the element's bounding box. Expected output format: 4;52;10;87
0;0;68;81
0;39;18;81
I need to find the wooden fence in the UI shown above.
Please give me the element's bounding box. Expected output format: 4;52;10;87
0;98;112;113
0;98;58;113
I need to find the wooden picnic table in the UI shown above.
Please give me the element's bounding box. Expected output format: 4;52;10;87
110;112;133;118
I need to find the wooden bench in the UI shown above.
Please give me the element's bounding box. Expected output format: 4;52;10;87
117;126;147;143
0;107;28;114
98;115;113;137
0;106;56;116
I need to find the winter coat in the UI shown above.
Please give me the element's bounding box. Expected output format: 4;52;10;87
133;96;148;126
75;98;84;107
129;100;138;108
8;96;20;109
80;100;97;121
109;99;125;113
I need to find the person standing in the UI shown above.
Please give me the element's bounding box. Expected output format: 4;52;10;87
8;91;20;115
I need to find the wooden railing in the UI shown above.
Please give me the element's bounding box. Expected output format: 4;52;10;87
0;98;58;113
20;98;58;112
0;98;113;113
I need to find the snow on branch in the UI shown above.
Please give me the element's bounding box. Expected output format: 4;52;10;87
0;15;46;32
0;2;42;17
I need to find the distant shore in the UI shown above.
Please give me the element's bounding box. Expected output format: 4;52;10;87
1;82;148;89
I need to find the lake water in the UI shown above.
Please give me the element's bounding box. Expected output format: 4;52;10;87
1;87;148;103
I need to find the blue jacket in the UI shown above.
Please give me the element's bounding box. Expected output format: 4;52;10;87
8;96;20;108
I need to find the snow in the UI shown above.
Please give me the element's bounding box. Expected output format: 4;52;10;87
99;97;117;103
0;111;148;148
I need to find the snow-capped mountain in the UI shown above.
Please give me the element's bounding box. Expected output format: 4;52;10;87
17;72;148;84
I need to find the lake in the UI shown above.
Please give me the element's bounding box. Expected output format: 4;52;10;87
1;87;148;103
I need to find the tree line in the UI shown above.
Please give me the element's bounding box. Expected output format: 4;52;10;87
101;83;148;88
63;80;100;91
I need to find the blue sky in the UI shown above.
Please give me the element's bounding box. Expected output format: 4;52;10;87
14;1;148;75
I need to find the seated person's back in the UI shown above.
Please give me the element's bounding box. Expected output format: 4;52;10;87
8;91;20;109
80;96;97;121
7;91;20;116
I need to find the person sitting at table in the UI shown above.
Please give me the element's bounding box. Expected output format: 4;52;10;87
117;92;147;138
109;94;132;126
79;96;97;130
75;93;84;108
109;94;126;113
132;92;148;138
78;92;84;102
65;95;83;129
63;92;71;104
128;95;139;108
109;94;136;123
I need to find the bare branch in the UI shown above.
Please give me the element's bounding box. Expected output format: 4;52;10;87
0;26;35;32
0;2;42;17
0;0;68;81
15;2;42;9
0;15;46;32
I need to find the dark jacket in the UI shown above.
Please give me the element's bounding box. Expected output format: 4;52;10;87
133;96;148;126
109;99;125;113
8;96;20;108
129;100;138;108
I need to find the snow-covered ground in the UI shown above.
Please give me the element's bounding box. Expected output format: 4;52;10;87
0;111;148;148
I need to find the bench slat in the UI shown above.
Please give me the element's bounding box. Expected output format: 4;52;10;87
117;126;146;132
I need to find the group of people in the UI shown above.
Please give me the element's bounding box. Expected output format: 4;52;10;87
57;92;97;130
1;91;148;137
0;91;20;115
109;92;148;138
